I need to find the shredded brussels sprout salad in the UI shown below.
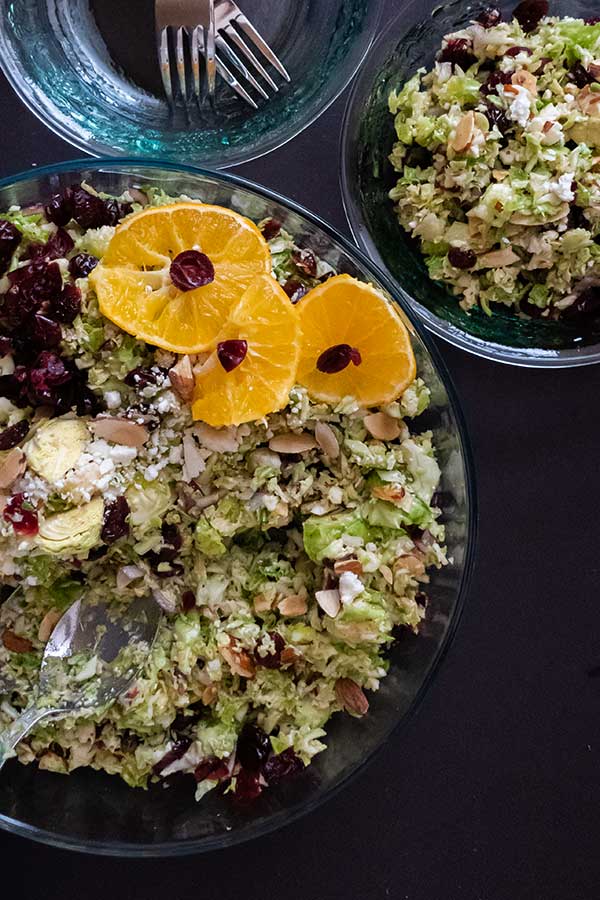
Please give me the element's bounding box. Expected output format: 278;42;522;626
388;3;600;322
0;183;447;803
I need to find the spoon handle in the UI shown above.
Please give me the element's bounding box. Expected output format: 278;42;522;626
0;705;55;771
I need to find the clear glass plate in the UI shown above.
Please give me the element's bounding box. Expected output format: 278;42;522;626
0;159;476;856
0;0;382;168
340;0;600;367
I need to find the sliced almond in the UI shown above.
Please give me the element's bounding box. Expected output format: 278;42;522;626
576;84;600;116
372;484;406;503
335;678;369;717
182;433;205;482
379;564;394;585
334;558;364;576
589;63;600;81
220;638;255;678
169;355;194;402
450;111;475;153
202;684;218;706
512;69;537;94
90;417;148;447
477;248;520;268
38;609;61;643
394;554;426;577
193;422;239;453
253;593;273;613
363;412;401;441
277;594;308;617
268;433;317;454
0;448;26;489
280;647;300;667
2;628;33;653
314;422;339;459
492;169;509;181
316;588;341;618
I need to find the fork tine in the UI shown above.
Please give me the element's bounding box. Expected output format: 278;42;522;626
191;26;202;101
205;0;217;101
215;55;258;108
158;27;174;106
175;27;188;101
224;23;278;91
216;35;269;100
235;14;290;81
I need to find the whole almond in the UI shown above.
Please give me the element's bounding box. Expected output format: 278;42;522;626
269;433;317;454
451;111;475;152
315;422;340;458
335;678;369;716
90;417;148;447
277;594;308;617
363;412;401;441
0;448;26;489
2;628;33;653
316;588;341;617
169;355;194;402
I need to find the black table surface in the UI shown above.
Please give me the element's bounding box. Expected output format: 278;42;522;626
1;5;599;898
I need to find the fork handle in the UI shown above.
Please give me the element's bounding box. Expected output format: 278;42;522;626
0;705;56;771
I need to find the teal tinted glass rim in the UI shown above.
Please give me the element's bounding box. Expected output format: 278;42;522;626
0;157;477;856
338;8;600;369
0;2;384;170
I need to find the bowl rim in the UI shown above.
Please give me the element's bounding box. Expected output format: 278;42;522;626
339;4;600;369
0;157;478;856
0;1;384;170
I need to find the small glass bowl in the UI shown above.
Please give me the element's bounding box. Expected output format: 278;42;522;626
0;0;383;168
341;0;600;367
0;159;476;856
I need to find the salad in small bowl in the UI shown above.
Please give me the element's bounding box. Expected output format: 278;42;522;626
341;0;600;366
0;161;474;855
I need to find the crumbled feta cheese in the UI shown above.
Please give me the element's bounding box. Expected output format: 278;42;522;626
327;486;343;505
503;85;532;127
104;390;121;409
339;571;364;605
549;172;575;203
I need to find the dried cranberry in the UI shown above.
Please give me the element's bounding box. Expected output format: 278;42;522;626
261;218;281;241
217;339;247;372
483;102;511;134
512;0;548;32
28;351;72;405
254;631;285;669
124;366;167;389
161;522;182;550
448;247;476;269
569;62;595;88
0;220;22;274
480;70;512;96
170;250;215;291
237;724;271;771
585;17;600;25
317;343;362;374
69;185;109;230
0;419;29;451
3;493;38;536
101;496;130;544
153;737;192;776
567;205;589;230
44;193;72;227
182;590;196;612
145;549;184;578
194;757;229;782
103;199;133;226
533;56;552;75
415;591;429;607
51;283;81;323
282;279;308;303
477;7;502;27
506;45;532;56
8;260;62;307
234;768;262;801
563;285;600;323
263;748;304;784
69;252;99;279
292;248;317;278
439;38;476;70
29;227;75;262
31;314;62;349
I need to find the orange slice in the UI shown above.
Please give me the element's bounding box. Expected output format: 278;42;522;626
89;202;272;353
296;275;416;406
191;274;300;427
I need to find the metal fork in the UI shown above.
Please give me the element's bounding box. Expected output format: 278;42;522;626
156;0;217;107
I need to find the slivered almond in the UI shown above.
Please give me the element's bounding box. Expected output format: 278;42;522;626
334;558;364;576
477;248;520;268
394;554;426;577
90;417;148;447
0;448;26;489
253;593;274;613
450;111;475;152
335;678;369;716
220;638;255;678
363;412;401;441
512;69;537;94
2;628;33;653
38;609;61;643
169;355;194;402
268;433;317;454
372;484;406;503
314;422;339;458
277;594;308;617
316;588;341;617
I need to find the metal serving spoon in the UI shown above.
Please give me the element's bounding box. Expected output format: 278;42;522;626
0;595;161;771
